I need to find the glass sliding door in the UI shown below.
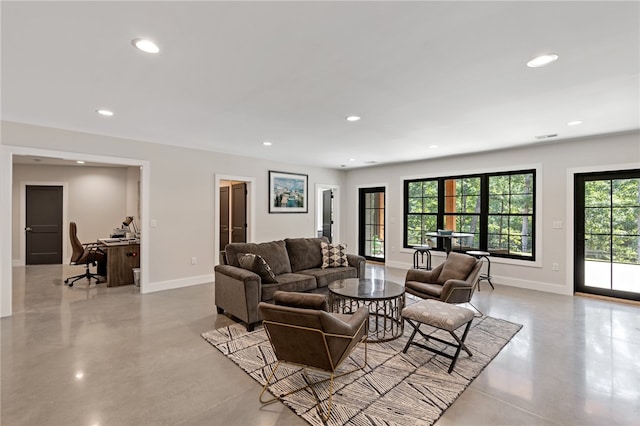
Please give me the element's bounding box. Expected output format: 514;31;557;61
575;170;640;300
359;187;385;262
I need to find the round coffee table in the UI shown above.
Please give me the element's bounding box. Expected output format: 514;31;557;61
328;278;405;342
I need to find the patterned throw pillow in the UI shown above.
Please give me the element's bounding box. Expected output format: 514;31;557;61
237;253;278;283
321;242;349;268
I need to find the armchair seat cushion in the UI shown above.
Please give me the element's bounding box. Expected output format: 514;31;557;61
405;281;443;299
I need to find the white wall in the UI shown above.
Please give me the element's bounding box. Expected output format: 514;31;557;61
11;164;135;264
2;121;638;317
342;131;640;296
0;121;345;316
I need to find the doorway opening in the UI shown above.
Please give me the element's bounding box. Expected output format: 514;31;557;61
574;169;640;301
219;180;248;251
316;184;339;243
359;186;386;262
215;175;255;265
2;147;149;318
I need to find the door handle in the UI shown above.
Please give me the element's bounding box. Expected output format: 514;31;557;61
25;227;32;232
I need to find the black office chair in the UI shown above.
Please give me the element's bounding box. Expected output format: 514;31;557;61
64;222;106;287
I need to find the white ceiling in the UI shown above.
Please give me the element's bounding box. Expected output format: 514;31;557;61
2;1;639;169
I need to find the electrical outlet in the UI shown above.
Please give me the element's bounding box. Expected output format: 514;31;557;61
553;221;563;229
552;263;559;271
191;257;197;265
151;219;157;227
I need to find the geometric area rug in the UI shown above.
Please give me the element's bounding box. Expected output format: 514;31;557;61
202;313;522;426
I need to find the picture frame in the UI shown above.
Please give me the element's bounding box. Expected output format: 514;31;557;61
269;171;308;213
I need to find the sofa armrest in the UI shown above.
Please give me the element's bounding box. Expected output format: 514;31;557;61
214;265;262;327
347;254;366;277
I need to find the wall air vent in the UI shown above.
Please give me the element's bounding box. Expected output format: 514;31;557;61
534;133;558;140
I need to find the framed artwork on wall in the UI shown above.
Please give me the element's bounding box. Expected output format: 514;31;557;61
269;171;308;213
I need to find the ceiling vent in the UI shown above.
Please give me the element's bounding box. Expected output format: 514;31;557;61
534;133;558;140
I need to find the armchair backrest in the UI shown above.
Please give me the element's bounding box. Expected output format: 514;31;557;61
259;293;367;372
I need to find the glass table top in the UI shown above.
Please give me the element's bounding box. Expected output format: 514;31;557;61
328;278;404;300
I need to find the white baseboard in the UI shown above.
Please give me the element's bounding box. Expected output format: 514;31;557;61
12;259;23;267
492;274;572;295
381;261;573;296
142;274;214;294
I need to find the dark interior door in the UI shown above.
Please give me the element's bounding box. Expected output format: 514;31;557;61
219;186;230;250
322;189;333;242
26;185;63;265
231;183;247;243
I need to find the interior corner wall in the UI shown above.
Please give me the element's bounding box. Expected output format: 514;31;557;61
12;164;128;265
1;121;345;311
341;131;640;296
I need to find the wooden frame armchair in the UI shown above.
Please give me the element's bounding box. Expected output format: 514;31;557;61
258;291;368;421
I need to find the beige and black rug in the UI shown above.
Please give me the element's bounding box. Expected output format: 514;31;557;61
202;312;522;426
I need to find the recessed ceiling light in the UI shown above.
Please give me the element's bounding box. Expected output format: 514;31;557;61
527;53;559;68
567;120;583;126
96;109;114;117
76;160;85;164
262;141;272;146
131;38;160;54
348;158;356;162
346;116;361;122
429;145;439;149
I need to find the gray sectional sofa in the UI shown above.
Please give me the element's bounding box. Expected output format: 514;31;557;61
214;237;366;330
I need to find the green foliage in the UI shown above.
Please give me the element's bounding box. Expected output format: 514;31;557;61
584;178;640;264
405;172;535;257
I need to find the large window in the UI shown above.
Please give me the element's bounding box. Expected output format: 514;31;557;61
404;170;536;260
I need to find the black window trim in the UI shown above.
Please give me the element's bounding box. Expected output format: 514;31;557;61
403;168;537;261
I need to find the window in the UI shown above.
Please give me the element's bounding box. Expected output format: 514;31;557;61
404;170;536;260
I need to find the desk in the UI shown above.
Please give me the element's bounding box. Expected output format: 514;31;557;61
426;232;473;255
98;239;140;287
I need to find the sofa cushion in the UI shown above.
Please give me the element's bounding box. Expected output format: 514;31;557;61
238;253;278;284
437;252;476;284
224;240;292;275
260;273;317;302
297;267;358;288
285;237;328;272
321;242;349;268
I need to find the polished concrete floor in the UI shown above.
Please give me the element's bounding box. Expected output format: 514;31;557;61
2;263;639;426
